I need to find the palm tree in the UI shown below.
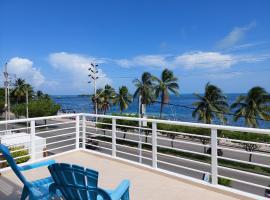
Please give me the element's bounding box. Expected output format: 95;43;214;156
114;86;132;114
231;86;270;128
12;78;33;103
192;83;229;124
90;88;102;114
152;69;179;118
36;90;44;99
133;72;154;115
91;85;115;114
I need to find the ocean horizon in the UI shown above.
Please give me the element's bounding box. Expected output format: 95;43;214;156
51;93;270;129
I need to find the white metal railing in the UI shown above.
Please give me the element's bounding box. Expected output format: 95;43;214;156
0;113;270;198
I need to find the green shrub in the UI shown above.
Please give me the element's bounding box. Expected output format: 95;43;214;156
218;177;232;187
0;146;30;168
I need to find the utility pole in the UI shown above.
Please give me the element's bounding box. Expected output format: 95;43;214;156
88;62;99;118
4;63;8;132
138;94;142;163
26;89;29;133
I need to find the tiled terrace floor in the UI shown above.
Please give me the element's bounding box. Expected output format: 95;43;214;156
0;150;254;200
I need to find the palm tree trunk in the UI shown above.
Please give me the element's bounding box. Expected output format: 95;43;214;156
160;103;164;119
249;153;252;162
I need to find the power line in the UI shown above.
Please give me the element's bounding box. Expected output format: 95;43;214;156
153;100;270;122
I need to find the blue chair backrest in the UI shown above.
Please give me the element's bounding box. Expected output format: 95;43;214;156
0;144;28;185
48;163;110;200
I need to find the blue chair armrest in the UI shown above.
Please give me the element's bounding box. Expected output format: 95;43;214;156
18;160;55;171
109;180;130;200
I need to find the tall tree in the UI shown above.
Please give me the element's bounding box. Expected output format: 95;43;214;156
12;78;33;104
113;86;132;114
91;85;115;114
231;86;270;128
192;83;229;124
133;72;154;115
152;69;179;118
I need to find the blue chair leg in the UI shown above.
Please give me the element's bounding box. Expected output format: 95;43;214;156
122;190;130;200
20;186;29;200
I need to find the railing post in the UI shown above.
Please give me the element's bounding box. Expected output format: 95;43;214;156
152;122;157;168
76;115;80;149
30;120;36;161
112;118;116;157
211;128;218;185
82;115;86;149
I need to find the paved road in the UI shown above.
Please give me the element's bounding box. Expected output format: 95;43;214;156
1;119;270;197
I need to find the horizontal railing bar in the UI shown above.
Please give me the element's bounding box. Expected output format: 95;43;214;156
0;126;28;133
218;166;270;180
85;126;112;132
217;137;270;146
0;154;30;164
36;127;76;135
83;113;270;135
93;122;112;126
116;143;153;153
157;144;211;157
157;152;211;166
116;130;152;138
36;132;76;140
84;143;112;151
0;113;80;125
116;150;152;161
218;175;270;190
116;124;152;131
42;138;76;147
85;133;112;139
218;146;270;158
35;121;76;128
157;136;211;148
0;147;30;156
157;160;209;174
218;156;270;169
85;137;113;145
116;137;152;146
34;143;76;154
157;129;211;138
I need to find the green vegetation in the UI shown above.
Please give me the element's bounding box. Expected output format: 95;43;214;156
0;146;30;168
12;98;60;119
0;78;60;120
231;86;270;128
0;88;5;115
218;177;231;186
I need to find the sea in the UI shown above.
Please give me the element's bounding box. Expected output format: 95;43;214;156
51;94;270;129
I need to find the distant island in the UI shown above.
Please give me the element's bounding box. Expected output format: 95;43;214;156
78;94;90;97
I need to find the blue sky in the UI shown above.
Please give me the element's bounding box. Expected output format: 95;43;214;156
0;0;270;95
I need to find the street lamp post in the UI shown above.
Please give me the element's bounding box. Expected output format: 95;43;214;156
88;62;99;121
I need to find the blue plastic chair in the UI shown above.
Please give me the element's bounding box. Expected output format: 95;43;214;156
48;163;130;200
0;144;60;200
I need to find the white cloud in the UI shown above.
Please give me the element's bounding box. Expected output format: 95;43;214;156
7;57;45;88
115;55;169;68
48;52;112;92
217;21;256;49
173;51;236;69
115;51;270;70
207;72;244;79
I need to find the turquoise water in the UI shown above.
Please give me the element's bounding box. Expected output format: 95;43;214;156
51;94;270;129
